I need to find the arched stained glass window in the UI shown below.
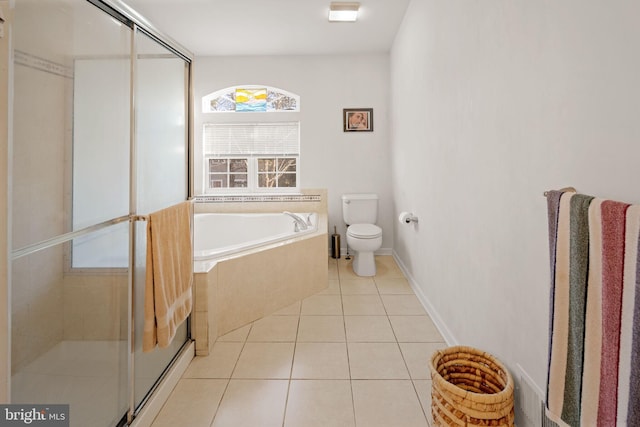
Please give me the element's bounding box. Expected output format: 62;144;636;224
202;85;300;113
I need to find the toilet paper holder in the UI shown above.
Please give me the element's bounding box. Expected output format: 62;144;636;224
399;212;419;224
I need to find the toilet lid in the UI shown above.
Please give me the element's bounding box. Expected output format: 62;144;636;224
348;224;382;239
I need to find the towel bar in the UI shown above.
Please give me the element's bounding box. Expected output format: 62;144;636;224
543;187;577;197
131;200;194;221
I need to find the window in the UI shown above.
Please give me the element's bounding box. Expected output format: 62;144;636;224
257;157;297;188
204;122;300;193
208;158;248;188
202;85;301;194
202;85;299;113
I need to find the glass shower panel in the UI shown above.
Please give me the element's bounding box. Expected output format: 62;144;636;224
11;1;132;426
11;222;129;427
71;57;130;268
135;33;188;212
12;0;131;250
133;29;189;408
72;56;130;230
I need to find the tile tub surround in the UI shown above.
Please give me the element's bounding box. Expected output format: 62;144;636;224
192;216;329;355
192;189;329;355
194;188;328;216
153;256;447;427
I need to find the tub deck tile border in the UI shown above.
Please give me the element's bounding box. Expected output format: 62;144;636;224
194;194;322;203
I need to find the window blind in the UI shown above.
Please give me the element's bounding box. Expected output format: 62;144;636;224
204;122;299;156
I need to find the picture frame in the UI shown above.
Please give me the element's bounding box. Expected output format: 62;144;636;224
343;108;373;132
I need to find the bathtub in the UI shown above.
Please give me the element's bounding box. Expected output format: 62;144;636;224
194;212;319;263
191;210;328;350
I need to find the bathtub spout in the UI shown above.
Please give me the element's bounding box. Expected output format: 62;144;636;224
283;211;309;231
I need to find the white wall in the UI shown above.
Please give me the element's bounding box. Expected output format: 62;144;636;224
390;0;640;402
194;55;394;251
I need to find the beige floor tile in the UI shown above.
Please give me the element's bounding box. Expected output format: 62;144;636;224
184;342;244;379
212;379;288;427
284;380;355;427
291;342;350;379
301;294;343;315
399;343;447;380
381;295;427;315
297;316;346;342
272;301;301;315
342;295;386;315
375;277;414;294
413;380;434;426
246;315;299;342
348;343;410;379
374;256;405;278
388;316;444;342
317;279;341;295
328;260;339;280
340;277;378;295
151;378;227;427
152;257;445;427
232;342;294;379
337;258;360;279
352;380;429;427
344;315;396;342
217;324;251;342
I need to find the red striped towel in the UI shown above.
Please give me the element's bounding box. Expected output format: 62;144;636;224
597;201;629;425
546;191;640;427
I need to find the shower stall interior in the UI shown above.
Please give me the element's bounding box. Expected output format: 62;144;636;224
9;1;192;425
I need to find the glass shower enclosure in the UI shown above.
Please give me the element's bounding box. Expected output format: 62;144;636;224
9;1;192;425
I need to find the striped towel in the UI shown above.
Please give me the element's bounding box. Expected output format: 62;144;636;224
618;206;640;425
545;191;640;426
580;199;604;425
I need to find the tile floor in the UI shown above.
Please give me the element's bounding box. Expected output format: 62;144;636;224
12;341;128;427
151;256;447;427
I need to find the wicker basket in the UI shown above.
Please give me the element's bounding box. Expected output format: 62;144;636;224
429;346;515;427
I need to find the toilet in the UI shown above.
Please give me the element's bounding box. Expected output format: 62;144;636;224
341;193;383;276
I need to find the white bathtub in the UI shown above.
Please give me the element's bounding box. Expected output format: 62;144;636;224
191;210;328;346
193;212;319;263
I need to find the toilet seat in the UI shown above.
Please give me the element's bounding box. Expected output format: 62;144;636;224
347;224;382;239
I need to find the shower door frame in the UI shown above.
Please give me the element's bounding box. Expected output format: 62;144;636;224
127;22;194;427
96;0;195;423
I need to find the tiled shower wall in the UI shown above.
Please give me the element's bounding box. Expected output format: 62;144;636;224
11;53;72;373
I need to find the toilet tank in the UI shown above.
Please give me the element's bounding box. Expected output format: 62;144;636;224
341;193;379;224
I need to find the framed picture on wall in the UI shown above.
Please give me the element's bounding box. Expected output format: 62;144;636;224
343;108;373;132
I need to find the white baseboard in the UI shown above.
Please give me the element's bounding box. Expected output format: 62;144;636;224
376;247;393;256
391;251;458;346
515;363;545;427
328;247;394;257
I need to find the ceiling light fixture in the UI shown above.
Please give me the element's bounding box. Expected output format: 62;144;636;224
328;2;360;23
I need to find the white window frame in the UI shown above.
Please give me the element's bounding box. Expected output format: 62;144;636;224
256;156;298;190
203;122;300;194
205;156;250;190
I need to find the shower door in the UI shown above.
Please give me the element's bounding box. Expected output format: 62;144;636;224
10;1;132;426
9;1;192;425
131;28;190;411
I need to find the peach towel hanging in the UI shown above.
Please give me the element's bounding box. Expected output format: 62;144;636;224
143;201;193;352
